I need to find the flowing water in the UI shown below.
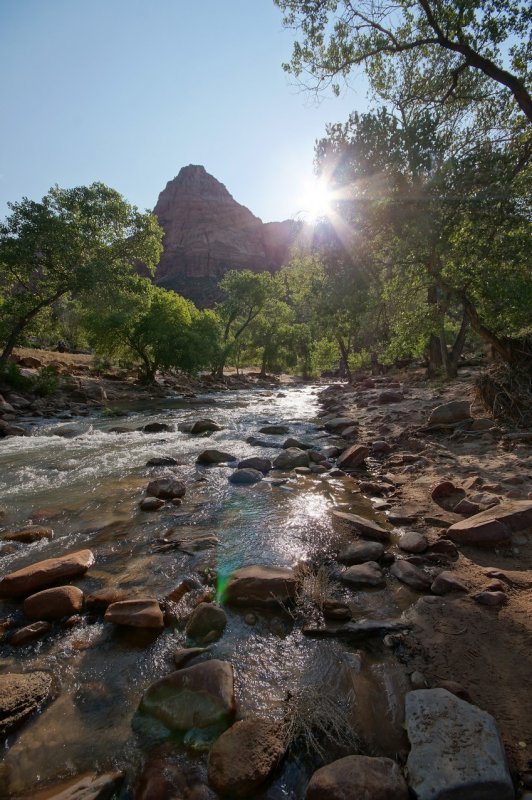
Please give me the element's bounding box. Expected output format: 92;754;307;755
0;385;412;798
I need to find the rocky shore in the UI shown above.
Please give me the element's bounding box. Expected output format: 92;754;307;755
0;360;531;799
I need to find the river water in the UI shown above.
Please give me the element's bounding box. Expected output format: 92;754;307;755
0;385;411;798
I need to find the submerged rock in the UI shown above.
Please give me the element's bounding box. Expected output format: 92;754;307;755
146;477;186;500
2;526;54;543
0;549;94;598
37;771;124;800
405;688;514;800
0;671;54;736
196;449;237;465
229;468;263;485
23;586;84;620
104;598;164;629
9;621;52;647
303;619;410;640
186;602;227;643
225;565;297;607
306;755;409;800
139;660;235;732
139;497;165;512
208;717;285;798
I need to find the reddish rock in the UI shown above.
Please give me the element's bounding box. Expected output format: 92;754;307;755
23;586;84;620
85;588;129;613
391;560;431;591
35;771;124;799
306;755;409;800
453;498;480;515
2;526;53;543
430;571;468;595
332;511;391;542
447;500;532;547
208;717;285;798
473;591;507;607
431;481;456;500
0;549;94;598
104;598;164;629
0;671;54;736
337;444;369;469
225;565;297;607
146;477;186;500
10;621;52;647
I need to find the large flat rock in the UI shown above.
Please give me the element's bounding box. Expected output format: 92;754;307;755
306;755;409;799
224;565;298;607
405;688;514;800
139;659;235;732
0;671;54;737
332;511;391;542
447;500;532;547
0;549;94;598
104;598;164;629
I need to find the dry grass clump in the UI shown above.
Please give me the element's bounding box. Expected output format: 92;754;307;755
475;362;532;427
280;683;358;760
294;562;334;612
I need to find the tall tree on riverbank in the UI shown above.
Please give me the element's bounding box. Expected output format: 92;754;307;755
0;183;163;366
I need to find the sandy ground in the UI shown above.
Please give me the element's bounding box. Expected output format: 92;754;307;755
320;367;532;784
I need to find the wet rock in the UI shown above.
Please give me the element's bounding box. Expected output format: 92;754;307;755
295;466;312;474
447;500;532;547
405;688;513;800
398;531;428;553
225;565;297;607
104;598;164;628
323;599;351;620
303;619;410;640
85;588;129;613
430;571;468;595
39;771;124;800
473;591;507;607
135;748;216;800
336;444;369;470
143;421;172;433
139;660;235;732
237;456;272;473
246;436;282;448
139;497;165;511
310;464;328;474
146;477;186;500
186;603;227;643
229;468;263;485
390;560;431;591
208;717;285;798
306;755;409;800
0;671;54;736
259;424;289;435
332;511;391;542
283;437;312;449
427;400;471;427
341;561;385;588
338;541;385;564
178;418;223;434
2;525;54;543
324;417;357;433
23;586;84;620
272;448;310;469
321;446;342;459
377;390;404;405
0;549;94;598
174;647;208;669
146;456;179;466
9;621;52;647
196;449;236;465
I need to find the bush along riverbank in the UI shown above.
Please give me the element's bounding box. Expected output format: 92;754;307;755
0;367;530;798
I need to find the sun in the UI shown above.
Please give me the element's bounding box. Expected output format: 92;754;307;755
299;177;334;222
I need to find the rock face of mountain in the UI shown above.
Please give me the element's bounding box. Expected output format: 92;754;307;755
152;165;299;306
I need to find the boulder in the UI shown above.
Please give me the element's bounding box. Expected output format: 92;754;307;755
9;621;52;647
35;771;124;800
473;591;507;607
0;671;54;736
259;424;289;435
104;598;164;629
179;419;223;434
338;541;385;564
337;444;369;470
135;751;216;800
390;560;431;591
430;571;468;595
306;755;409;800
237;457;272;473
139;497;165;512
405;689;514;800
139;660;235;732
225;565;297;607
377;390;404;404
272;448;310;470
229;468;263;485
0;549;94;598
324;417;357;433
146;477;186;500
85;588;128;613
208;717;285;798
341;561;385;588
398;531;427;554
186;603;227;643
2;526;54;543
196;449;236;465
427;400;471;427
23;586;84;620
143;422;172;433
447;500;532;547
332;511;391;542
174;647;208;669
146;456;180;466
283;437;313;449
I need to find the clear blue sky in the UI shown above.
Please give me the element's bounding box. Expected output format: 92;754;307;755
0;0;367;223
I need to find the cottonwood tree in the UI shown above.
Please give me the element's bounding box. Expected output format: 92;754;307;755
0;183;163;366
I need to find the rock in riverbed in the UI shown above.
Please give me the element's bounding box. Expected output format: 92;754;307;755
35;771;124;800
338;541;385;564
446;500;532;547
0;549;94;598
391;560;431;591
306;755;409;800
337;444;369;469
341;561;385;588
140;660;235;732
332;511;391;542
237;456;272;473
196;449;236;465
272;448;310;469
405;688;514;800
229;468;263;485
208;717;285;798
23;586;84;620
146;477;186;500
104;598;164;629
225;565;298;607
2;526;54;543
186;602;227;643
178;418;222;433
0;671;54;736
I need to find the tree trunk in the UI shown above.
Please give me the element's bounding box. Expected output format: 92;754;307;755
337;336;352;382
446;309;469;378
461;296;514;363
0;290;67;367
260;348;268;378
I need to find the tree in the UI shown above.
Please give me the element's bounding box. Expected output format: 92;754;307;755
0;183;163;365
275;0;532;123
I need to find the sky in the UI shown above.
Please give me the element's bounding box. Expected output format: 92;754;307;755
0;0;368;223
